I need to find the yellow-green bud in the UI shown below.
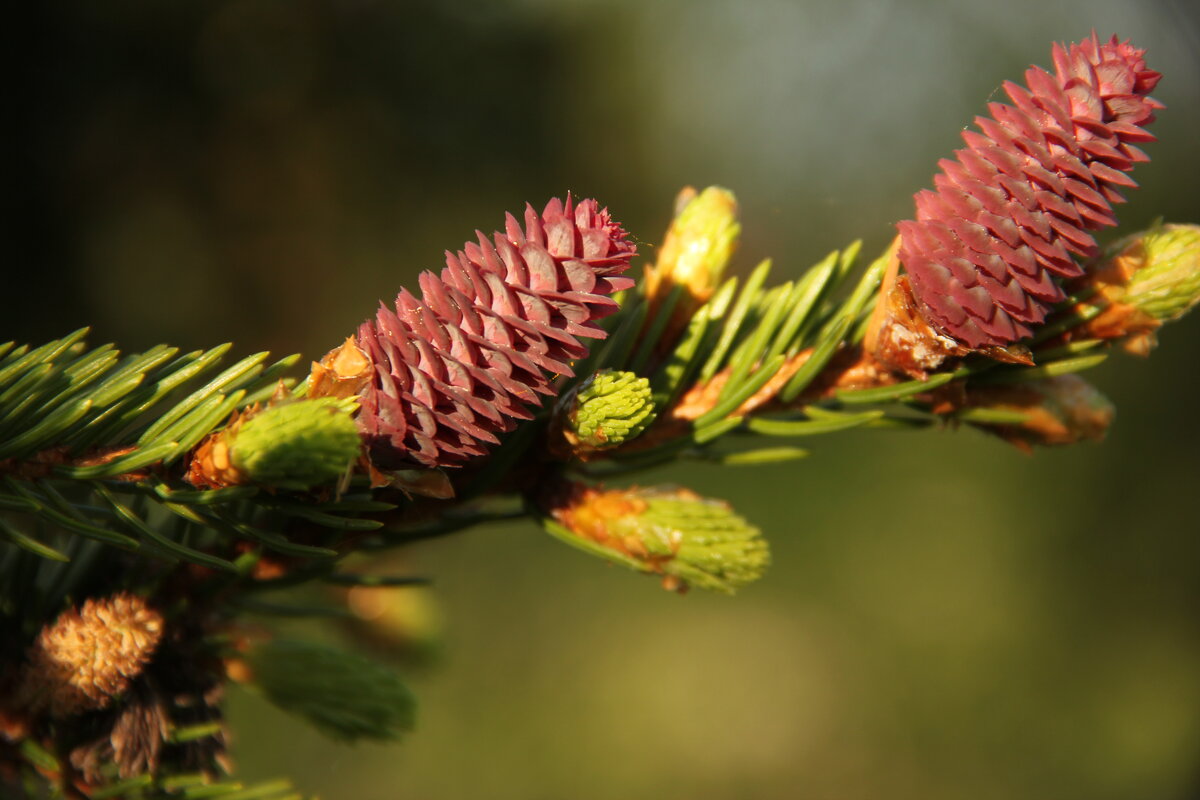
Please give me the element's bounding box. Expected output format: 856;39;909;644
1122;223;1200;322
246;639;415;742
546;484;769;594
564;370;656;451
1068;223;1200;356
646;186;740;305
230;397;360;490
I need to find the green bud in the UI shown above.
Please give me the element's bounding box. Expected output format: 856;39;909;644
565;370;656;450
1122;223;1200;321
645;490;770;594
647;186;741;304
230;397;360;490
547;484;769;594
247;639;415;742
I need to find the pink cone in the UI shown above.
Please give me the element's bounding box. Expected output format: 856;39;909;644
898;33;1162;347
356;196;637;468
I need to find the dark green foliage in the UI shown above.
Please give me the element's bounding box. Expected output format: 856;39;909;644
0;331;392;573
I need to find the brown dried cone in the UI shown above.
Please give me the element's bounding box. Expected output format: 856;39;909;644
68;681;170;784
19;593;164;718
350;196;636;470
67;627;231;787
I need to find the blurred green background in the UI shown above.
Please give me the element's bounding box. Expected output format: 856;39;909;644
11;0;1200;798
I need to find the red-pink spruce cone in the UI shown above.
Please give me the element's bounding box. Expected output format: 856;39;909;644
898;33;1163;348
356;196;637;469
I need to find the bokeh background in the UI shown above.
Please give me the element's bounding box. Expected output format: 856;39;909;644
11;0;1200;798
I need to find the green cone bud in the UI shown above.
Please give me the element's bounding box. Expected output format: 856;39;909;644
1122;224;1200;322
230;397;361;490
247;639;415;742
564;370;656;450
546;484;769;594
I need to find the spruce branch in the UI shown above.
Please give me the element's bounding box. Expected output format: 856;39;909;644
2;31;1198;800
